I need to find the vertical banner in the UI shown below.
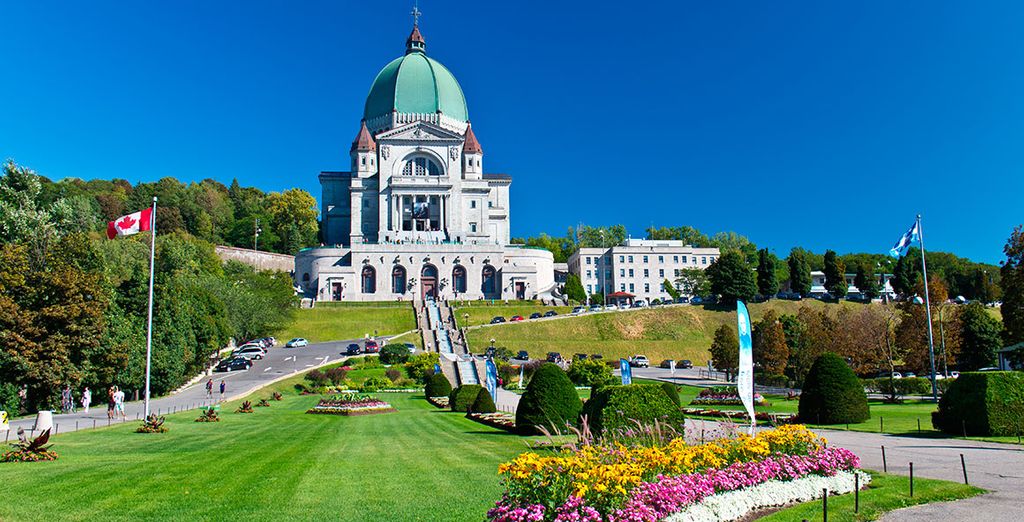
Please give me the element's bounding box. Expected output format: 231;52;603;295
736;301;756;434
485;359;498;400
0;410;8;432
620;358;632;385
669;359;676;376
518;364;525;389
433;363;442;375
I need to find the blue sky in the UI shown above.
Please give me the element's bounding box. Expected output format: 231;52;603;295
2;1;1021;264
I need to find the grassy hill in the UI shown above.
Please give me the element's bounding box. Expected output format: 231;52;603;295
276;304;417;344
463;300;864;364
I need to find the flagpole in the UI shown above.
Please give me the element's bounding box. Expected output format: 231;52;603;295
916;214;939;402
144;196;157;417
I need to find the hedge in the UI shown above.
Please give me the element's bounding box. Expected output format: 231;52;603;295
470;388;497;413
449;384;485;413
863;377;932;398
582;383;685;436
424;372;453;398
798;353;870;425
515;363;582;435
932;372;1024;436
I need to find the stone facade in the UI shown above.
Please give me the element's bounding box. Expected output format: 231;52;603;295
215;245;294;273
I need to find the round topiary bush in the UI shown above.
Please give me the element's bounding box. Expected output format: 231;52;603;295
469;388;497;414
799;352;870;425
449;384;484;412
515;363;582;435
424;372;453;398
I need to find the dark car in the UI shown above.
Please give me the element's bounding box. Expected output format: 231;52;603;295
490;316;506;324
529;312;542;319
345;343;361;355
590;354;603;360
515;350;530;360
659;359;675;369
216;357;251;372
543;310;557;317
677;359;693;369
573;353;588;361
546;352;562;363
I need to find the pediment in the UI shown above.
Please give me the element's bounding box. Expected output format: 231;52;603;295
377;121;464;143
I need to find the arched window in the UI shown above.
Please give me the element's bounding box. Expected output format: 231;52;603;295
361;266;376;294
482;265;497;296
401;156;442;176
422;264;438;279
392;265;406;294
452;265;467;294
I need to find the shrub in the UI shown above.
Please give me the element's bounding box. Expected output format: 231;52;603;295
449;384;485;412
385;368;403;383
470;388;497;413
360;376;391;392
661;382;681;407
514;363;582;435
863;377;931;400
582;384;685;436
798;353;869;424
424;372;453;398
325;367;348;386
380;344;411;365
932;372;1024;436
567;358;612;387
405;352;441;383
304;369;328;387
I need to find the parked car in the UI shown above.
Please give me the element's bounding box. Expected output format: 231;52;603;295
216;357;252;372
978;367;1000;372
633;300;648;308
590;354;603;360
543;310;558;317
529;312;542;319
677;359;693;369
629;355;650;368
403;342;416;354
490;316;506;324
345;343;361;355
572;306;586;315
948;371;960;379
233;346;266;360
546;352;563;363
675;296;690;304
515;350;530;360
589;305;602;312
238;342;263;350
573;353;588;361
605;304;618;311
618;303;629;310
510;315;525;322
902;372;916;378
285;338;308;348
659;359;675;369
363;339;380;353
877;371;903;379
690;297;703;305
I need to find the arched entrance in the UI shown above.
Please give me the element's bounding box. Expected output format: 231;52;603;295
392;265;407;294
452;265;467;294
361;266;376;294
421;264;438;300
481;265;498;299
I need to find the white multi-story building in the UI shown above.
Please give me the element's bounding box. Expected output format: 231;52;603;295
808;270;895;299
567;239;720;303
295;23;554;302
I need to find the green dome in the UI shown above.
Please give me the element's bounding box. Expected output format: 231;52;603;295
363;35;469;123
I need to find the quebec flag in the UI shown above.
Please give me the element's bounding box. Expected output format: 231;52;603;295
889;221;920;258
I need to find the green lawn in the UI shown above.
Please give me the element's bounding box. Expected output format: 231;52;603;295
275;304;416;344
761;471;984;521
453;304;572;328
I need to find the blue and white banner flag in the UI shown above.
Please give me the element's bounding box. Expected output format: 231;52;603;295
485;359;498;400
889;220;920;258
737;301;756;435
620;358;632;385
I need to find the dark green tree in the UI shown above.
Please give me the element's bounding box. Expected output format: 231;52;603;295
1002;226;1024;344
854;263;881;299
706;251;757;304
661;279;680;300
798;352;870;424
823;250;847;298
563;273;587;303
756;248;779;298
892;249;921;297
959;302;1004;370
787;248;812;296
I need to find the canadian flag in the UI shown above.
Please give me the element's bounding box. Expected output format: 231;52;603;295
106;208;154;239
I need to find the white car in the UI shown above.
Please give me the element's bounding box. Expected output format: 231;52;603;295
605;305;617;312
629;355;650;368
234;346;266;360
286;338;309;348
571;306;586;315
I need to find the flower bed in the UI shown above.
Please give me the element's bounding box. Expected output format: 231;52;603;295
487;425;864;522
305;394;395;416
467;412;515;432
427;396;449;408
689;387;769;406
681;408;796;424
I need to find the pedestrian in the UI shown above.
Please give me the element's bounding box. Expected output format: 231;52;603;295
206;378;213;399
61;385;74;414
107;386;116;420
219;380;226;400
81;387;91;413
18;385;27;414
113;386;125;420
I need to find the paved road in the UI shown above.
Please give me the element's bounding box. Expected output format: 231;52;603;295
6;337;369;437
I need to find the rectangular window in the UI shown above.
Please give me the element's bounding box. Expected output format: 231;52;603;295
680;256;686;264
586;270;592;278
470;200;477;209
658;255;664;263
619;255;625;262
643;255;649;263
643;269;649;278
620;269;625;277
674;255;679;263
620;284;626;291
702;257;707;265
587;285;593;293
628;255;634;263
488;201;493;208
628;269;634;277
586;257;592;265
692;256;697;264
629;283;635;292
674;269;682;277
470;222;478;233
659;269;665;277
644;283;650;293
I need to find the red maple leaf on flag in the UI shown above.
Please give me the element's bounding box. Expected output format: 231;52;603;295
117;215;137;230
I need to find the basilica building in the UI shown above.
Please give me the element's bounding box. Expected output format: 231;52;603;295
295;24;555;302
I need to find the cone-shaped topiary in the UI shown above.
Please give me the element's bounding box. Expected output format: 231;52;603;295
515;363;582;435
449;384;484;412
799;352;870;424
425;372;453;398
470;388;497;414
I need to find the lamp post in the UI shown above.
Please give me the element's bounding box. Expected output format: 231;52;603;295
463;312;470;328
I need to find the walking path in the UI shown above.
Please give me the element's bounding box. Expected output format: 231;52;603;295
7;337;367;437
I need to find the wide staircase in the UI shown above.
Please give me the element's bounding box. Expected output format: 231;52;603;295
424;299;479;386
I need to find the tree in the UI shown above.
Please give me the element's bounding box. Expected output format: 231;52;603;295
787;248;812;296
0;160;73;265
892;249;921;297
661;279;680;300
265;188;319;253
756;248;779;298
710;232;757;264
959;302;1003;370
706;251;756;305
515;363;582;434
563;273;587;303
709;325;739;380
675;268;710;297
1002;226;1024;345
854;263;881;300
823;250;847;298
753;310;788;376
798;353;870;424
779;314;810;384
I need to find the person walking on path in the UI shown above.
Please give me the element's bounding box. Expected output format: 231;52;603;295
107;386;116;420
206;379;213;399
61;385;75;414
113;387;125;420
81;387;91;413
219;380;226;401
